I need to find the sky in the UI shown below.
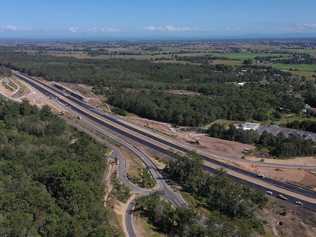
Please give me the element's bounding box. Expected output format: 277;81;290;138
1;0;316;39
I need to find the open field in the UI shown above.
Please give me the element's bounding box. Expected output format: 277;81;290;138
210;59;242;65
286;48;316;57
272;63;316;78
210;52;287;60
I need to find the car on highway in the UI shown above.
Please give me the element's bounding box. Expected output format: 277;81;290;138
266;190;273;195
277;194;288;200
257;174;265;178
295;200;303;206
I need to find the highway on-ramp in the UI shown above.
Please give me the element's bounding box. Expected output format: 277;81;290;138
72;108;186;237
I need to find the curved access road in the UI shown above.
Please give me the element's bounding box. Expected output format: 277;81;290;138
111;138;186;237
77;113;186;237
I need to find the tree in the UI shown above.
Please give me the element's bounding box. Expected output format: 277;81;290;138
243;59;253;65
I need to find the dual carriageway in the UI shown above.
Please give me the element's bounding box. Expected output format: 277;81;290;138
12;70;316;212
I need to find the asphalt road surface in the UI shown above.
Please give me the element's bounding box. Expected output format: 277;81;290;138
73;110;186;237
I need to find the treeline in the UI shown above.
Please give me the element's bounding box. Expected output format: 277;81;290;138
0;51;305;91
175;54;220;64
136;194;202;236
0;51;312;126
0;99;119;236
108;83;304;126
108;90;216;126
143;155;267;236
165;155;267;218
276;54;316;65
255;53;316;65
208;124;259;144
0;65;11;76
0;52;250;89
136;193;258;237
285;119;316;133
208;124;316;158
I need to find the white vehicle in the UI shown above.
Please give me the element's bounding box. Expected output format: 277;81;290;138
295;200;303;206
266;190;273;196
277;194;288;201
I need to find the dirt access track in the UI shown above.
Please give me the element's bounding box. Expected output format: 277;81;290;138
0;75;65;113
126;115;253;159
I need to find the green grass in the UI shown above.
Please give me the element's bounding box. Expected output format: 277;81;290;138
210;52;287;61
211;59;242;66
136;216;166;237
286;48;316;57
203;119;234;129
272;63;316;79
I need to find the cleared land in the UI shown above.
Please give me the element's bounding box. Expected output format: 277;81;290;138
134;215;166;237
261;200;316;237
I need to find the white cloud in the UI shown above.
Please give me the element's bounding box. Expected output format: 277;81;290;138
0;25;33;33
290;23;316;32
4;25;17;31
144;25;196;32
69;26;79;33
301;23;316;30
104;27;121;33
0;25;18;32
224;26;241;32
89;27;121;33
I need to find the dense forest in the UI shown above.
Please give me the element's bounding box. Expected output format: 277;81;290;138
107;81;304;126
137;155;267;237
0;51;313;126
208;123;316;158
0;98;119;236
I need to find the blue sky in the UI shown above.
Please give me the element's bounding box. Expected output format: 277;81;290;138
1;0;316;39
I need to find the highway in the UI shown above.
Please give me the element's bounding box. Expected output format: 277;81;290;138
12;70;316;212
53;83;316;169
71;105;186;237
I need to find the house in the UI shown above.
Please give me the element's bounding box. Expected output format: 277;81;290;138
237;82;246;86
236;122;260;131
